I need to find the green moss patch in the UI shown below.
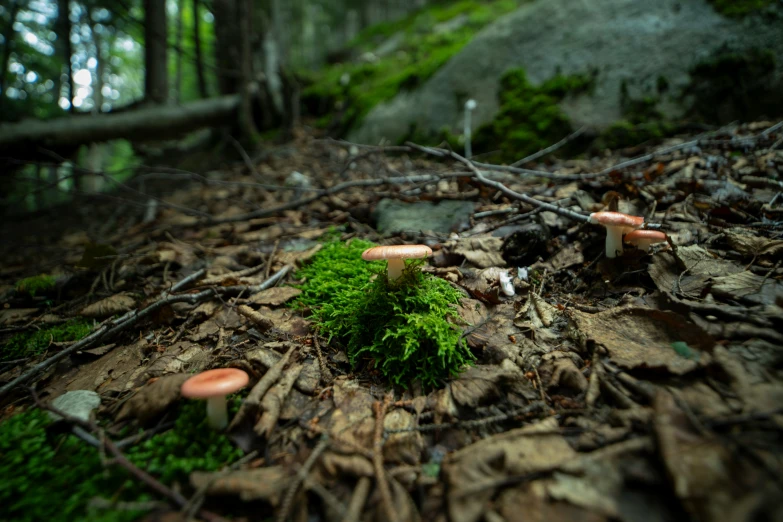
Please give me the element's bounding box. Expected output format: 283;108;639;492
472;68;594;162
301;0;527;134
708;0;776;17
15;274;56;296
295;240;474;388
0;401;243;522
2;319;92;362
685;47;780;123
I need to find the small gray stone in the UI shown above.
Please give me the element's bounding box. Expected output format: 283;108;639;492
374;199;474;234
48;390;101;422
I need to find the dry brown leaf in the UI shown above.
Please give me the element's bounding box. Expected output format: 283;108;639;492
248;286;302;306
116;373;190;425
255;362;303;437
459;267;509;304
451;237;506;268
649;245;743;297
568;307;713;374
190;467;290;504
710;270;783;306
326;377;376;452
724;228;783;261
449;365;518;408
80;293;137;319
443;417;577;522
654;391;783;522
0;308;38;325
319;452;374;478
383;408;423;464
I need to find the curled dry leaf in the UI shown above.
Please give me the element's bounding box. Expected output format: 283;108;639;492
383;408;423;465
190;467;290;504
443;417;577;522
450;237;506;268
116;373;190;425
248;286;302;306
80;293;137;319
568;307;713;375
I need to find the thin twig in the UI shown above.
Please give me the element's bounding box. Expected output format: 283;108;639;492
276;437;330;522
372;394;396;522
0;267;291;399
509;126;586;167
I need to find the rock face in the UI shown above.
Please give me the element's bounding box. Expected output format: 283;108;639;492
349;0;783;145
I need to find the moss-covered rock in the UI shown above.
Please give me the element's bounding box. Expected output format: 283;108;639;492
300;0;526;135
15;274;56;296
470;68;594;161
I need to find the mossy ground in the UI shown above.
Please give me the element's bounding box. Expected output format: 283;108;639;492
470;68;595;162
2;318;92;362
294;239;474;388
0;399;243;522
300;0;527;135
15;274;56;296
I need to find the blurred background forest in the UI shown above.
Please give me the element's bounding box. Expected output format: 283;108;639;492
0;0;436;214
1;0;781;217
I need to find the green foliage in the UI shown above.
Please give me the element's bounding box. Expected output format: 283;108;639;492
295;240;474;388
0;408;142;522
15;274;56;296
0;400;243;522
125;399;243;484
472;68;594;162
708;0;776;16
597;79;675;149
301;0;526;134
2;319;92;362
686;47;780;123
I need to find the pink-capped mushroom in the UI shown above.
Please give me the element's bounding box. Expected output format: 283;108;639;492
589;211;644;258
361;244;433;282
624;229;668;254
181;368;249;430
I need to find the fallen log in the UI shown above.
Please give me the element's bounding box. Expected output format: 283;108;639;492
0;94;240;153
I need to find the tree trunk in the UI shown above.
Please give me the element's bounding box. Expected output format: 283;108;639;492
56;0;74;112
144;0;169;104
192;0;208;98
213;0;240;95
0;1;21;118
174;0;185;103
237;0;259;143
0;95;241;153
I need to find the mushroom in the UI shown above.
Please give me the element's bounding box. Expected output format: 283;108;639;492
181;368;249;430
361;244;433;282
624;229;668;253
589;211;644;258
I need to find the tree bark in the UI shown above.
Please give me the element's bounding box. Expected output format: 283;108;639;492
0;95;241;153
143;0;169;104
237;0;259;143
56;0;74;112
174;0;185;103
192;0;208;98
213;0;240;95
0;1;21;118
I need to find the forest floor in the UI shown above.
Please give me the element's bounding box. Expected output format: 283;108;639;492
1;121;783;522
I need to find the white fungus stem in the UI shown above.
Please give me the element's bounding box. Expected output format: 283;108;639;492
605;226;624;258
464;99;476;159
386;258;405;282
206;395;228;430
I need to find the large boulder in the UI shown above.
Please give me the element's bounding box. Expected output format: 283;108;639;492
349;0;783;145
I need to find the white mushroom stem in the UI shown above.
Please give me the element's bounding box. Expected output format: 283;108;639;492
386;258;406;282
464;99;476;159
206;395;229;430
604;226;625;259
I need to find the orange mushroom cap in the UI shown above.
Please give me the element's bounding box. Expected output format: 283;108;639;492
181;368;249;399
361;244;433;261
624;229;667;243
588;211;644;228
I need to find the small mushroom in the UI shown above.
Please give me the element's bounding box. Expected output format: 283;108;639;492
181;368;249;430
589;211;644;258
624;229;668;253
361;244;433;282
